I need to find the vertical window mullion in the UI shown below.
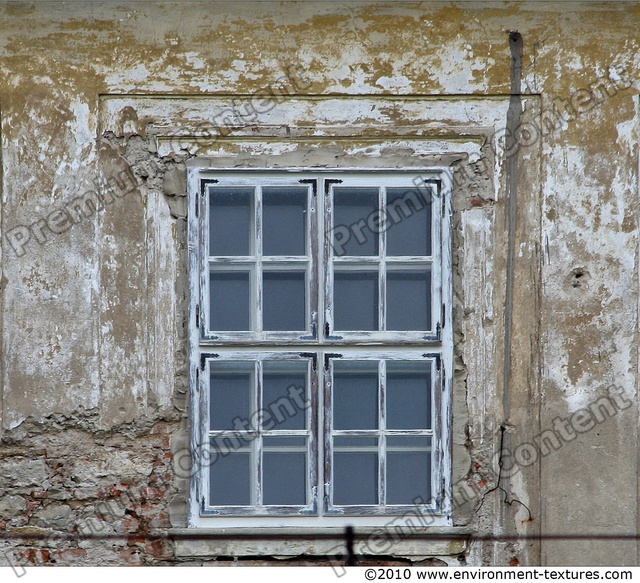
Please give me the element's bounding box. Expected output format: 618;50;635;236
254;359;263;507
308;184;317;337
379;186;387;332
309;358;318;509
255;186;263;333
324;179;334;337
202;358;211;509
201;186;210;335
432;183;442;335
379;359;386;507
324;356;334;510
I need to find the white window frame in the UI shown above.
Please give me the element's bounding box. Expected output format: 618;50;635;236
188;169;453;528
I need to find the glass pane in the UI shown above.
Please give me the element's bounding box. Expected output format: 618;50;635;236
333;451;378;505
334;270;378;331
263;271;306;331
386;451;431;505
210;362;254;430
386;362;431;429
209;270;251;331
333;361;378;430
209;187;253;256
263;446;307;505
333;187;379;256
263;437;306;448
386;436;432;449
209;449;251;506
212;435;252;458
262;187;307;256
334;437;378;448
386;187;431;256
386;270;430;331
262;361;308;430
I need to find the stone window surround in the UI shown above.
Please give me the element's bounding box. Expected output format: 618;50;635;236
98;92;540;560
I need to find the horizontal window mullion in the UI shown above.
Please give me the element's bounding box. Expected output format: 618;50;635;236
333;257;381;264
332;430;380;436
384;257;433;264
333;445;378;454
386;447;432;452
260;257;311;263
260;430;310;436
384;430;434;436
209;430;258;437
208;430;310;436
332;430;434;435
209;257;257;263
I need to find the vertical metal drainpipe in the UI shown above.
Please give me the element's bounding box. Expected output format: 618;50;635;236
500;30;523;536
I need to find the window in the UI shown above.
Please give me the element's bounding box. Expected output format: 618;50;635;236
188;169;453;526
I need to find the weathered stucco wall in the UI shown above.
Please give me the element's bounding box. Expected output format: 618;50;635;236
0;0;638;567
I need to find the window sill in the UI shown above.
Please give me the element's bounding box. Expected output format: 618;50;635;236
169;527;470;560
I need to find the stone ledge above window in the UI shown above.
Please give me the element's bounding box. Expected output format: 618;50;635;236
169;527;471;560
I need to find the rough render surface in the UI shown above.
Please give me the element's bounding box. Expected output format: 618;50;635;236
0;0;638;567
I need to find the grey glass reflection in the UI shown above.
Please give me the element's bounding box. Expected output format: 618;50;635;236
386;451;430;505
333;451;378;505
386;187;431;256
209;187;253;256
386;436;431;449
334;271;378;331
210;270;250;331
212;435;252;457
333;437;378;448
209;362;254;430
262;187;307;256
386;270;430;331
262;437;306;448
333;187;379;256
333;361;378;430
386;362;431;429
263;271;306;331
263;449;307;505
262;362;307;430
209;450;251;506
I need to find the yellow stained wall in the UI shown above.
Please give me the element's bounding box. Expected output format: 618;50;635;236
0;1;638;567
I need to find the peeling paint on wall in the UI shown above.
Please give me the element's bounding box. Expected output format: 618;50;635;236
0;0;639;568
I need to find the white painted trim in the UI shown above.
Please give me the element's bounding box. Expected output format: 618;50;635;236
188;168;454;528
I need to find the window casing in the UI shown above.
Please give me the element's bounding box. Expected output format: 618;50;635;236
188;169;453;527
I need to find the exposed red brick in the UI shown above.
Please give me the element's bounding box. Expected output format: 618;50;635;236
149;513;171;529
145;539;167;559
20;549;38;564
122;518;141;532
40;549;53;563
470;196;488;207
110;485;128;497
140;486;164;501
119;549;142;565
55;548;87;562
126;535;146;547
